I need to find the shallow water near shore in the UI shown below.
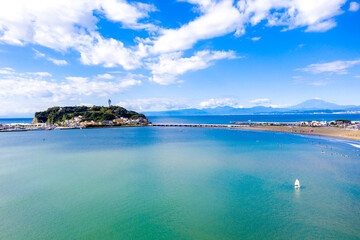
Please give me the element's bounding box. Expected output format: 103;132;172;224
0;127;360;239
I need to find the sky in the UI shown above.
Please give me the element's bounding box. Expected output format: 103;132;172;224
0;0;359;117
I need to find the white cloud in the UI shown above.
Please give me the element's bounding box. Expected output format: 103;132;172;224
0;67;52;77
269;104;291;108
33;48;45;58
27;72;52;77
0;0;155;48
244;0;346;32
148;50;237;85
0;67;15;75
199;98;242;108
117;98;189;111
250;98;271;105
251;37;261;41
349;2;360;11
150;0;346;54
58;76;141;100
97;73;115;79
47;58;68;66
0;0;155;70
101;0;158;31
0;0;351;84
299;59;360;74
151;0;244;54
309;81;330;86
0;68;141;103
0;100;50;116
78;35;142;69
33;48;68;66
305;19;337;32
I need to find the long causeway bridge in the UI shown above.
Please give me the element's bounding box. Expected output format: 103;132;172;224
150;123;238;128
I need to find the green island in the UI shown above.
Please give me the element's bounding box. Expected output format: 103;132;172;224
32;105;148;129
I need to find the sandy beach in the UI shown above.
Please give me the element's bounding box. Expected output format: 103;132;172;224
227;125;360;141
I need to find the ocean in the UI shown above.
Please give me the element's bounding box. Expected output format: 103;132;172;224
1;113;360;125
0;125;360;239
148;114;360;124
0;118;33;124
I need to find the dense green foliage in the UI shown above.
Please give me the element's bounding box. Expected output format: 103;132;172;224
35;106;146;124
334;119;351;123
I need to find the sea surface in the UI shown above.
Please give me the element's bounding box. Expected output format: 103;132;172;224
148;114;360;124
0;126;360;239
1;113;360;125
0;118;33;124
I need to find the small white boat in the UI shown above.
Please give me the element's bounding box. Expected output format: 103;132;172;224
294;179;300;189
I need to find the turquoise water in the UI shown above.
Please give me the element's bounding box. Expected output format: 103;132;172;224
148;114;360;124
0;118;33;124
1;113;360;124
0;127;360;239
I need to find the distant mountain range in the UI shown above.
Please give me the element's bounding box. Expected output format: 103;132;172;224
143;99;360;116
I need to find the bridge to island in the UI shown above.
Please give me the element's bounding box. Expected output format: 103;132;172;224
151;123;240;128
150;122;298;128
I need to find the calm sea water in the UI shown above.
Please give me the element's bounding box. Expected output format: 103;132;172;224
0;127;360;239
0;118;33;124
148;114;360;124
1;113;360;124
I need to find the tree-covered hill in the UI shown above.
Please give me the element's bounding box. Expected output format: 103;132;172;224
34;106;146;124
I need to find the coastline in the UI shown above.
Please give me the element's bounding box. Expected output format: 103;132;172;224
216;125;360;141
2;121;360;141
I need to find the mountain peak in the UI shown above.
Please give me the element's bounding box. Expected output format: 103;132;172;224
291;99;341;110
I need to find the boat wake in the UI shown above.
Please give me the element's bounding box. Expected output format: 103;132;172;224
348;143;360;149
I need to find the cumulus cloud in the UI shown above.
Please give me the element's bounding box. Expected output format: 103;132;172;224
0;0;155;70
243;0;346;32
151;0;244;54
299;59;360;74
0;100;51;116
250;98;271;105
147;50;238;85
78;34;144;69
199;98;242;108
117;98;189;111
349;2;360;11
0;0;155;47
0;68;141;103
100;0;157;29
150;0;346;54
0;0;351;84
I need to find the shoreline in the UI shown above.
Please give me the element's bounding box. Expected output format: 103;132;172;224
2;123;360;142
150;123;360;141
213;125;360;141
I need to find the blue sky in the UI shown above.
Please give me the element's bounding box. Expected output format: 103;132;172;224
0;0;359;116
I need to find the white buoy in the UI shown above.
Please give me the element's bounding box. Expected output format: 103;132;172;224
294;179;300;189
